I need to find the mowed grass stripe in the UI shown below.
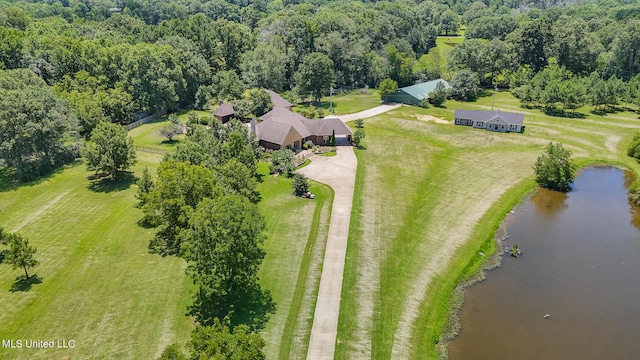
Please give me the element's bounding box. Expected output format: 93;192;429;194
0;163;193;359
278;183;333;360
336;95;640;359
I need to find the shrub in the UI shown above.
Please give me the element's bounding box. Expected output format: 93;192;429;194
270;149;295;175
419;99;431;108
292;174;309;196
303;140;314;150
283;162;297;178
627;133;640;159
353;128;365;147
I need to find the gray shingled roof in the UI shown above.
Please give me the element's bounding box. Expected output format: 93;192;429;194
266;90;294;109
257;109;353;145
256;120;300;145
213;103;235;117
259;108;312;138
454;109;524;125
303;118;353;136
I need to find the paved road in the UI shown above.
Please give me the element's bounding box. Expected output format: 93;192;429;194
302;103;399;359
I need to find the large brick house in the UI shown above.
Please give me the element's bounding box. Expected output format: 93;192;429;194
255;91;353;150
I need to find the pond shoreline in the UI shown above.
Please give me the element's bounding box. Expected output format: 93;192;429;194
437;162;639;359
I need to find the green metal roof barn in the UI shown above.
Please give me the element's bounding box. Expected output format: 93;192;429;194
386;79;451;105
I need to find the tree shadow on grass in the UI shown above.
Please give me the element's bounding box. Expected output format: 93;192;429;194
542;107;586;119
9;274;43;292
87;172;136;193
189;284;276;332
590;106;630;116
0;160;82;193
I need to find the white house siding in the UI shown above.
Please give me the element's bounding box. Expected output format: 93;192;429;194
454;118;473;126
486;118;509;132
472;120;487;129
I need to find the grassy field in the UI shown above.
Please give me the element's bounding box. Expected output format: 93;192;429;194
335;92;640;359
257;162;333;360
293;89;382;116
0;119;332;360
434;36;464;78
0;152;193;359
128;110;210;152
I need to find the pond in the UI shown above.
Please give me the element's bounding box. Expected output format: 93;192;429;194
448;167;640;360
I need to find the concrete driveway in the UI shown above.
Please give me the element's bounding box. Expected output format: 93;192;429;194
299;146;356;360
337;103;402;123
301;102;399;359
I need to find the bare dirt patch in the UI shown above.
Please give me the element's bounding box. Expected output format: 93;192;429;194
416;114;451;125
605;135;621;153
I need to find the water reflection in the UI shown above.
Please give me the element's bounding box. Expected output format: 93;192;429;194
530;187;568;219
449;167;640;360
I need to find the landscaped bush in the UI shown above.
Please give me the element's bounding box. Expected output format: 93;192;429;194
270;149;295;176
303;140;314;149
292;174;309;196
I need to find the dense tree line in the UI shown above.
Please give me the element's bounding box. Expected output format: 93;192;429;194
1;0;639;126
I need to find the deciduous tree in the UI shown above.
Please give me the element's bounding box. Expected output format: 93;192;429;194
246;88;273;117
294;52;334;103
143;160;220;255
534;142;575;192
379;78;398;102
180;195;267;326
449;69;480;101
4;232;38;280
83;122;136;180
188;320;266;360
0;69;80;181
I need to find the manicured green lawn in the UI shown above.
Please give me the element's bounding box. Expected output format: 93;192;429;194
128;110;210;152
0;120;332;360
256;162;333;359
293;89;382;116
0;159;193;359
336;93;640;359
